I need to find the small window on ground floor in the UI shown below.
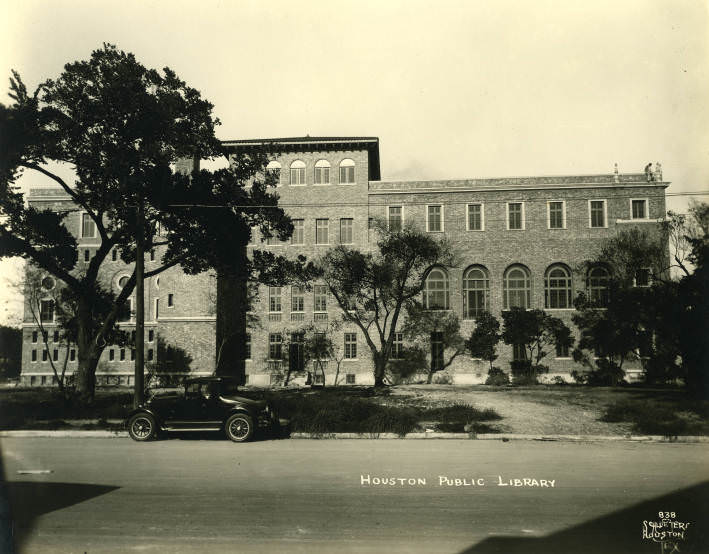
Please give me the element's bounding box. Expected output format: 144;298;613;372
346;373;356;384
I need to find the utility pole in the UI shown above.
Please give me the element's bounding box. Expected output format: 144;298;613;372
134;196;145;407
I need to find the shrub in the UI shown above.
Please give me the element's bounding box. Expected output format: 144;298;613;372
550;375;567;386
601;399;709;436
485;367;510;386
432;372;453;385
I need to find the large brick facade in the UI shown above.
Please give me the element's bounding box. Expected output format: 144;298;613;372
19;137;669;386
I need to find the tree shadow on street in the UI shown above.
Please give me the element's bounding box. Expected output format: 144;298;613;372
459;481;708;554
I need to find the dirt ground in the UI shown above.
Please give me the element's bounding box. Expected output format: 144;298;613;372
383;385;646;435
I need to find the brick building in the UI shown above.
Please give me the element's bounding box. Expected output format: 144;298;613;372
19;137;669;386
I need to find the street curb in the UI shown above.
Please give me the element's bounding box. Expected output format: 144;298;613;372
1;430;708;443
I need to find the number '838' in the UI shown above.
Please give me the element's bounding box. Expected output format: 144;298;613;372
658;512;676;519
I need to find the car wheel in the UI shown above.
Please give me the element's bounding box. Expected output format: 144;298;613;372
225;413;254;442
128;413;157;441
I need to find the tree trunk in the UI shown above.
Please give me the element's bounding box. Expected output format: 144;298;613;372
373;354;387;388
74;298;103;403
426;370;434;384
215;247;248;383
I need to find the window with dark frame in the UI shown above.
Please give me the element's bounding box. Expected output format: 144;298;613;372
427;205;442;232
555;342;570;358
431;332;444;371
512;343;527;362
548;201;564;229
31;349;37;361
344;333;357;359
42;349;48;361
545;265;572;309
109;349;115;361
467;204;482;231
463;266;489;319
590;200;606;228
392;332;404;359
291;286;305;312
40;299;54;322
508;203;523;230
346;373;356;384
269;333;283;360
631;199;647;219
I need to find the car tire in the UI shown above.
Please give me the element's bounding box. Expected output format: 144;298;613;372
128;413;157;442
225;413;254;443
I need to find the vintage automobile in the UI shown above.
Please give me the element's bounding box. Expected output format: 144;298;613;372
126;376;281;442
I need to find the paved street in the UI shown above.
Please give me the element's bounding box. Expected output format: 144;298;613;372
1;436;708;553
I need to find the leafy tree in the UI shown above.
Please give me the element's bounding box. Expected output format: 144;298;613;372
0;44;312;402
321;221;456;387
145;335;193;388
398;301;466;384
502;307;573;380
0;325;22;379
465;311;501;372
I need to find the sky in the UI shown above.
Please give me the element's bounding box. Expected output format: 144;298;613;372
1;0;708;325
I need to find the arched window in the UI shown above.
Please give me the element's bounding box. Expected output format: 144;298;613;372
545;264;572;309
314;159;331;185
339;158;355;184
118;275;130;290
463;265;489;319
587;266;610;307
503;264;531;309
423;268;449;310
266;160;281;185
289;160;306;185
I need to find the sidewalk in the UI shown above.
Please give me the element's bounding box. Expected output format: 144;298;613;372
1;428;708;443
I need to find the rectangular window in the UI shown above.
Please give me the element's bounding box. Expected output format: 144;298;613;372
149;249;155;261
431;332;444;371
289;332;305;373
53;330;59;342
635;268;651;287
147;349;154;361
266;234;283;246
120;348;125;361
155;299;159;320
631;199;648;219
245;334;251;360
40;300;54;322
118;299;132;322
70;349;75;361
109;349;115;361
31;349;37;362
315;219;329;244
291;219;304;245
167;293;174;307
112;249;117;261
344;333;357;359
42;350;48;362
314;285;327;312
590;200;606;228
291;286;305;312
314;165;330;185
467;203;483;231
346;373;356;384
507;202;524;230
84;249;90;262
339;165;355;184
548;201;565;229
555;342;570;358
427;205;443;232
81;213;96;238
148;329;154;342
269;287;282;312
512;343;527;362
269;333;283;360
32;331;38;343
340;218;353;244
388;206;403;231
392;332;404;359
131;349;136;361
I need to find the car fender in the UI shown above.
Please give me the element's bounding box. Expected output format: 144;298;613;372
126;408;166;429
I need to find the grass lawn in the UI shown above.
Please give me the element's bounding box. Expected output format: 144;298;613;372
1;384;707;437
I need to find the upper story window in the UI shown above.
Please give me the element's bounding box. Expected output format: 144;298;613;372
314;159;331;185
463;265;490;319
291;286;305;312
503;264;531;309
81;213;97;238
314;285;328;312
290;160;306;185
269;286;282;313
423;268;449;310
339;158;355;184
266;160;282;185
547;201;566;229
427;205;444;232
388;206;403;231
467;203;484;231
507;202;525;230
545;264;572;309
344;333;357;359
291;219;304;245
315;219;329;245
587;266;610;307
340;218;354;244
269;333;283;360
40;299;55;322
589;200;607;228
631;199;649;220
